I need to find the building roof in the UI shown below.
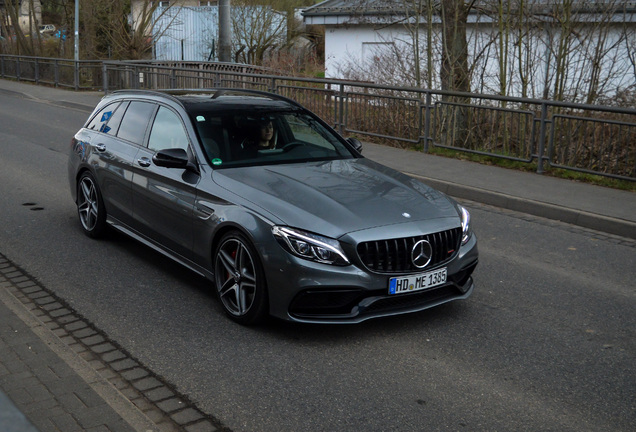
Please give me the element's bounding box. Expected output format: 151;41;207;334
303;0;396;17
302;0;636;25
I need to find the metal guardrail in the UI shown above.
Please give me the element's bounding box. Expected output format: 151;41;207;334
0;55;103;90
1;54;634;181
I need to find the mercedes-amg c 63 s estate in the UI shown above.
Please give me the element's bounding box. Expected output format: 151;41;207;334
68;89;478;325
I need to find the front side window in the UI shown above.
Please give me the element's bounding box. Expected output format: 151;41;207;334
148;106;190;152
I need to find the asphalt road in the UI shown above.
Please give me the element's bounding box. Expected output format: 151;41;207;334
1;89;634;431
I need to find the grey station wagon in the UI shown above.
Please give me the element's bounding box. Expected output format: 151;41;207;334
68;89;478;325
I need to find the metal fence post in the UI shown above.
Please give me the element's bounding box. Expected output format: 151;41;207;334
54;59;59;87
1;56;4;78
16;57;21;81
536;102;548;174
102;62;108;93
34;57;39;84
338;84;345;135
423;91;432;153
74;61;79;90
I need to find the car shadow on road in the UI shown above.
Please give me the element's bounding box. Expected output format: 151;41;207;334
260;301;470;342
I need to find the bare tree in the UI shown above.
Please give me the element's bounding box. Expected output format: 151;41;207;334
81;0;179;60
231;0;286;64
2;0;36;55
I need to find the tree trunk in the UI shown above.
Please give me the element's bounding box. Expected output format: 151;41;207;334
440;0;470;96
440;0;471;147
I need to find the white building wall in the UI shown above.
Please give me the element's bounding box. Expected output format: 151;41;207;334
151;5;286;63
325;25;421;77
321;20;636;102
153;7;219;61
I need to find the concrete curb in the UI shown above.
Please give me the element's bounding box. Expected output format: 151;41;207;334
412;174;636;240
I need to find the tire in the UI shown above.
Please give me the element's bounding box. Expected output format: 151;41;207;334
76;172;107;238
214;231;268;325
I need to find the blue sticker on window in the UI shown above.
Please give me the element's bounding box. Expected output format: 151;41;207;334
100;111;113;122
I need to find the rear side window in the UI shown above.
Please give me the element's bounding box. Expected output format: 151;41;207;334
117;101;156;144
86;102;121;131
101;101;128;136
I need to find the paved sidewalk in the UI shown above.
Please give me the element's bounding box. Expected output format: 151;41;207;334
0;255;219;432
0;271;140;431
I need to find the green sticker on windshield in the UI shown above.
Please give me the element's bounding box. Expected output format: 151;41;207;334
212;158;223;165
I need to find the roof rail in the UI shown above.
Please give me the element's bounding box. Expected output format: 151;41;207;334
111;89;185;106
111;88;306;110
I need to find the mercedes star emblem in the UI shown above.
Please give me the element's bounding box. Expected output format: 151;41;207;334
411;240;433;268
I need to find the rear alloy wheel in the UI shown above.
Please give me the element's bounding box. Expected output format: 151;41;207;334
77;172;107;238
214;232;268;325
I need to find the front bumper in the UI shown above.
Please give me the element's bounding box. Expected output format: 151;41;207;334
288;271;476;324
259;231;479;323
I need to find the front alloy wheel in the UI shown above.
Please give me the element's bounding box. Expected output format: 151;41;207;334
214;232;268;325
77;172;107;238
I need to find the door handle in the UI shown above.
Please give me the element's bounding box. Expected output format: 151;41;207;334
137;157;151;167
95;143;106;152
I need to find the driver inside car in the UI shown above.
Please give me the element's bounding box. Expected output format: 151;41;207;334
243;117;276;152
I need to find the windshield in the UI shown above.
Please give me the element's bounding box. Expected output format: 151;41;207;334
191;110;356;168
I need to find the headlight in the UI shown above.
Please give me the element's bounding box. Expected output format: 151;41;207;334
272;226;350;266
460;206;472;245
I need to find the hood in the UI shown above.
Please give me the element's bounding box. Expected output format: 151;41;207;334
212;158;459;238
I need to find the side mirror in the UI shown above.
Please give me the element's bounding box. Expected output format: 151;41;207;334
152;148;190;169
347;137;363;154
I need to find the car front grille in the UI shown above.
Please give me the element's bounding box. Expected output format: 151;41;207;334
357;227;462;274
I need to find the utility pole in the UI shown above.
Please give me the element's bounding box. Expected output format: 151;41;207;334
74;0;79;89
74;0;79;62
219;0;231;62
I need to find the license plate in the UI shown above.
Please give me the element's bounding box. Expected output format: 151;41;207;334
389;268;447;295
